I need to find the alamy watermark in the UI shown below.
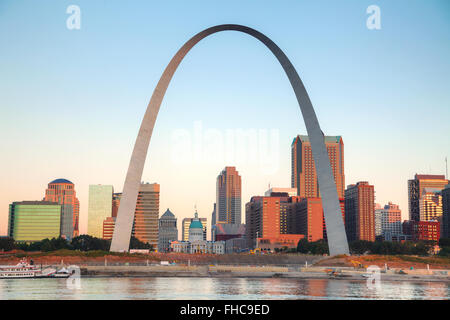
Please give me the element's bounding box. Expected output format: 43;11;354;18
66;5;81;30
66;265;81;289
366;5;381;30
171;121;280;175
366;265;381;290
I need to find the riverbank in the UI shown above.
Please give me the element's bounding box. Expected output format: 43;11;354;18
78;265;450;283
2;250;450;282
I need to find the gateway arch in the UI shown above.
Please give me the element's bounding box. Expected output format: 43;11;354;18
110;24;350;256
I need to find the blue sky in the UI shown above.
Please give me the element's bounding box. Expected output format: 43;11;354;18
1;0;449;237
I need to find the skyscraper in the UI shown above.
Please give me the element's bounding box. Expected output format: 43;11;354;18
291;135;345;198
8;201;61;242
419;188;443;221
158;208;178;252
44;178;80;239
88;185;113;238
216;167;242;224
345;181;375;242
133;183;159;247
408;174;448;221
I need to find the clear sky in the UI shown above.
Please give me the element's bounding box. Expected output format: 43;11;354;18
1;0;449;238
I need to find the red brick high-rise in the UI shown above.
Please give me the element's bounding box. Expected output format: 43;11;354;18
291;135;345;198
245;194;304;250
44;178;80;239
344;181;375;242
291;135;345;242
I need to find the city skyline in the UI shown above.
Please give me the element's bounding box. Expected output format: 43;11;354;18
1;1;450;236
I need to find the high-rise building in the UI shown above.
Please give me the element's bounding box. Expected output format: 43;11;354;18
88;185;114;238
374;203;383;238
216;167;242;224
8;201;61;242
408;174;448;221
345;181;375;242
44;178;80;239
182;216;207;241
111;193;121;218
293;197;345;242
294;197;324;242
133;183;159;247
442;184;450;238
103;217;116;240
158;209;178;252
291;135;345;198
245;195;304;250
374;202;402;241
419;188;443;222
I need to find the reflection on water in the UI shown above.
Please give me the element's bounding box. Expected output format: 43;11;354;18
0;277;449;300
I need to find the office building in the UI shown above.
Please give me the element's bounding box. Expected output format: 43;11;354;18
133;183;159;247
403;220;440;242
408;174;448;221
419;188;443;222
291;135;345;198
216;167;242;224
375;202;402;241
345;181;375;242
103;217;116;240
43;178;80;239
245;195;304;251
158;208;178;252
88;185;114;238
8;201;61;242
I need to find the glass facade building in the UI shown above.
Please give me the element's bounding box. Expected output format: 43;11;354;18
8;201;61;242
88;185;114;238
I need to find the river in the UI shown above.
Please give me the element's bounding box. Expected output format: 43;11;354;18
0;277;448;300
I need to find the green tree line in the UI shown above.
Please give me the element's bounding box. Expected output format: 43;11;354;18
297;238;450;256
0;235;152;252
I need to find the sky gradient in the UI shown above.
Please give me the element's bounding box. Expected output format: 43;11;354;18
1;0;449;238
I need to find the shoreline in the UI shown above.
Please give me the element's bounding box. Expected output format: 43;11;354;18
79;265;450;283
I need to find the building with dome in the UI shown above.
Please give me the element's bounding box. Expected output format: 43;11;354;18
170;210;225;254
44;178;80;239
158;208;178;252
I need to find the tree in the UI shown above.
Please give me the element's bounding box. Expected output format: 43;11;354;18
349;240;373;255
0;237;15;251
297;238;311;254
129;236;153;250
71;235;110;251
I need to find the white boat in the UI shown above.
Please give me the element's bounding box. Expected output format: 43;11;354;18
0;259;70;279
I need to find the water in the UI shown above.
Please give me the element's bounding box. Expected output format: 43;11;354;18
0;277;449;300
